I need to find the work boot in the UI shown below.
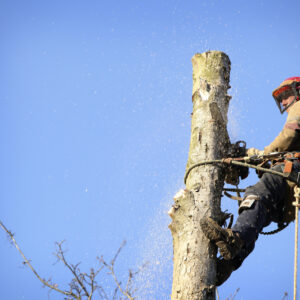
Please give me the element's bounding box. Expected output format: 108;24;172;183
200;217;244;260
216;258;235;286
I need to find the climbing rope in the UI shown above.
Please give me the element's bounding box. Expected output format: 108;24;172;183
184;159;290;185
223;187;246;193
293;186;300;300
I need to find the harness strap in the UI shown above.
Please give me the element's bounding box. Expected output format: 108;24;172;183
294;153;300;158
284;160;293;174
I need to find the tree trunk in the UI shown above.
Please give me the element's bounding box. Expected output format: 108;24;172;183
169;51;231;300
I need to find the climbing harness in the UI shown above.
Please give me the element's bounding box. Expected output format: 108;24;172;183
184;148;300;235
185;143;300;298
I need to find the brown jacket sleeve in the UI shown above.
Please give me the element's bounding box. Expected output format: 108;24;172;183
247;101;300;155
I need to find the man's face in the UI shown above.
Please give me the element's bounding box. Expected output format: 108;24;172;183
281;94;295;113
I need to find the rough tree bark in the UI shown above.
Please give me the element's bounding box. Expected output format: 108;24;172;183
169;51;231;300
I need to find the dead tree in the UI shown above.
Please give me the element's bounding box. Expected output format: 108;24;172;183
169;51;231;300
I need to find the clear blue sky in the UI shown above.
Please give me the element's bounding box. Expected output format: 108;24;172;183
1;1;300;299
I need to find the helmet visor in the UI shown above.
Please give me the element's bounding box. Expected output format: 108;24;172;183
273;87;295;113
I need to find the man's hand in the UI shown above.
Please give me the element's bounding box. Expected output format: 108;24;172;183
246;147;264;156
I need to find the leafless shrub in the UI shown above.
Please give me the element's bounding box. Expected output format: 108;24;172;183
0;220;147;300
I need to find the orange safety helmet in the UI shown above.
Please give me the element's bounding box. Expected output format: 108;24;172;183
272;77;300;113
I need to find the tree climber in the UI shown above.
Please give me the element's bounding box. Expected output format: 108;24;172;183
200;77;300;286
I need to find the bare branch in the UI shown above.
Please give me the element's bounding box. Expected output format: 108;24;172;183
1;221;144;300
94;256;105;277
55;241;90;298
111;240;126;266
225;288;240;300
125;269;133;295
104;261;134;300
97;286;109;300
0;220;78;299
112;286;119;300
231;288;240;300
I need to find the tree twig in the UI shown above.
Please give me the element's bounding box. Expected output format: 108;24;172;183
1;220;144;300
0;220;78;299
55;241;90;298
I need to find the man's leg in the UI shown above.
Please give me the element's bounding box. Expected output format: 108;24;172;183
233;163;287;247
201;163;287;285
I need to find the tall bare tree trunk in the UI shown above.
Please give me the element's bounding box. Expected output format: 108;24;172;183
169;51;231;300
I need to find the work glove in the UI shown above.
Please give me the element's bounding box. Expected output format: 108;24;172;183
246;147;264;157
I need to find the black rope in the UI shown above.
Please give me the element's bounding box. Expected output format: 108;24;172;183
223;187;246;193
184;158;295;236
184;159;290;185
184;160;223;184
